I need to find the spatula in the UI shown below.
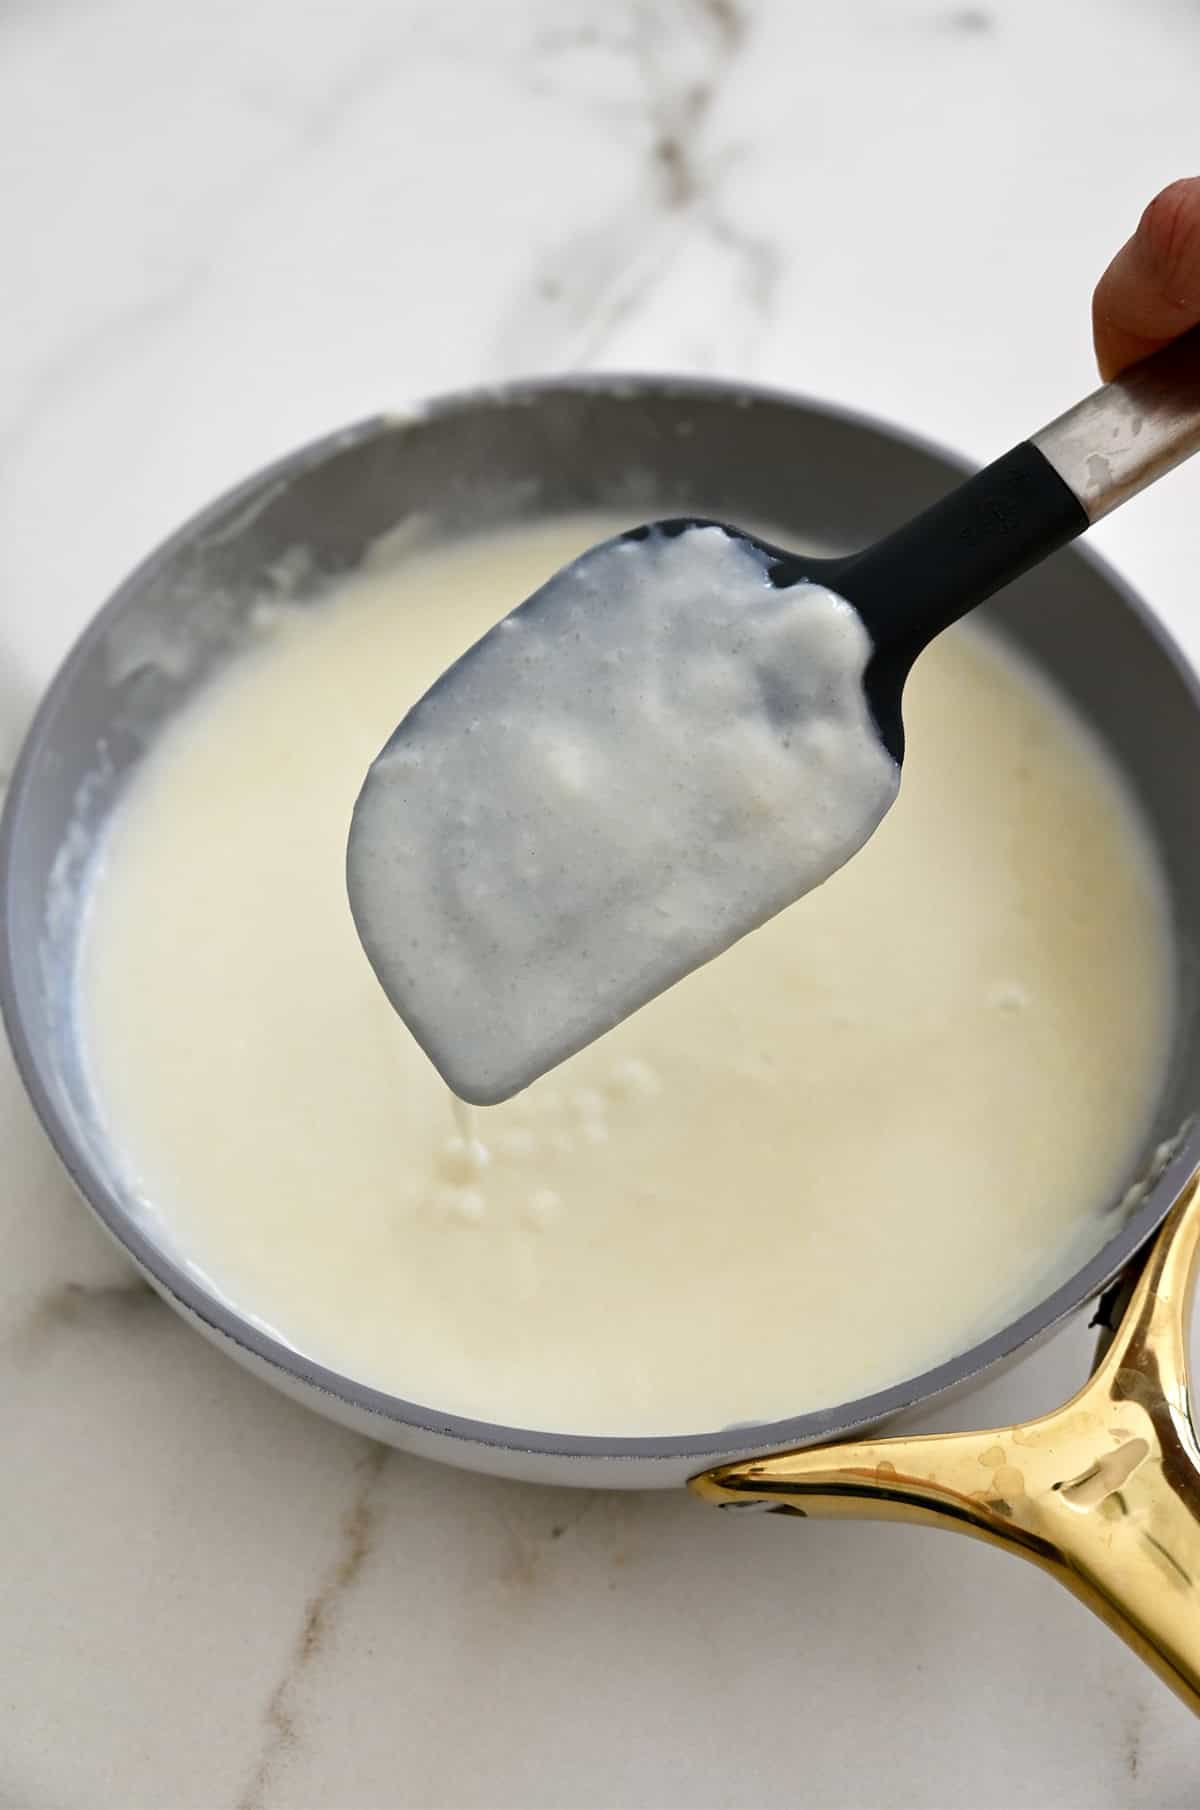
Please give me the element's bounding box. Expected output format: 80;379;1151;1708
348;327;1200;1105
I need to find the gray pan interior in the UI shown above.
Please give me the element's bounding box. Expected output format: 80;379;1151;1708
3;374;1200;1475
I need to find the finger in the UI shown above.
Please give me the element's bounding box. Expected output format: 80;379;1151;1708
1092;177;1200;380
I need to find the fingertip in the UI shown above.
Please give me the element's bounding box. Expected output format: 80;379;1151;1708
1135;177;1200;306
1093;178;1200;379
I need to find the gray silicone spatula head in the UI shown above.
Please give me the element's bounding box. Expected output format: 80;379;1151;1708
348;522;900;1104
348;329;1200;1105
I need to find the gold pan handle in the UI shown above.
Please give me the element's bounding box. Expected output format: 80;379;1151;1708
692;1172;1200;1714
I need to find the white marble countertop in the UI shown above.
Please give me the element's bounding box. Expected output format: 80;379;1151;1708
3;1;1200;1804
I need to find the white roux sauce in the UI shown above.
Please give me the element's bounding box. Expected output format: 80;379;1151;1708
350;525;898;1102
77;515;1173;1436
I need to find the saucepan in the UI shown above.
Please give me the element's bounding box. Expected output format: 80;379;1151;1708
3;378;1200;1708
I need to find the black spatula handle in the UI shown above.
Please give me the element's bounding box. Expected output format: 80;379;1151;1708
832;322;1200;657
831;441;1086;653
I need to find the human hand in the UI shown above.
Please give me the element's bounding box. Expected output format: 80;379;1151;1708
1093;178;1200;380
